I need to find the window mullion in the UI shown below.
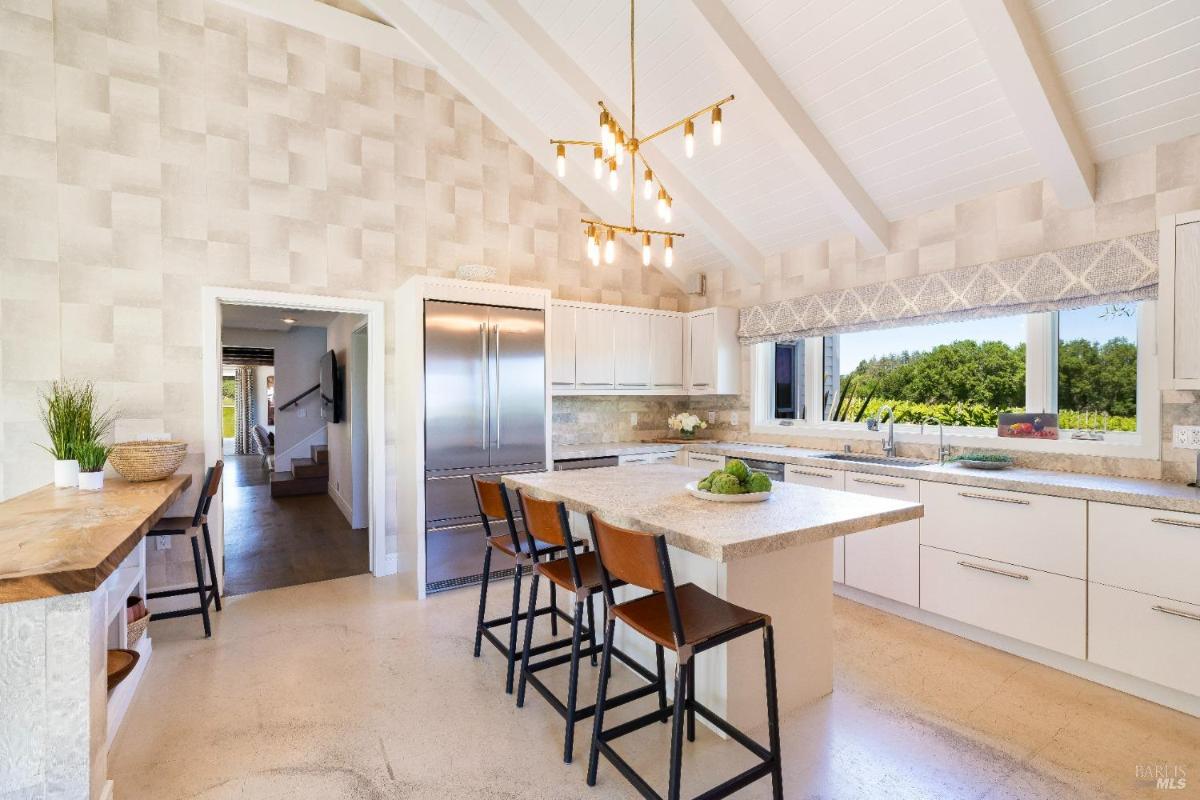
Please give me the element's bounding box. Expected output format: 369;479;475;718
1025;312;1055;413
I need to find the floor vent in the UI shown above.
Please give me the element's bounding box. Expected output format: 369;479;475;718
426;565;531;595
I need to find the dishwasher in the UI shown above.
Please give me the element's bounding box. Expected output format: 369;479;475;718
740;458;786;483
553;456;619;470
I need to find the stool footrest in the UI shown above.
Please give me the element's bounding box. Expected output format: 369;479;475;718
524;651;660;725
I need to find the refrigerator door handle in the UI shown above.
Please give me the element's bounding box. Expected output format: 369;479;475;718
493;323;502;448
479;323;488;451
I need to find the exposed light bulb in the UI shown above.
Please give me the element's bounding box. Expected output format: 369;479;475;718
586;224;597;261
599;112;611;155
643;169;654;200
556;143;566;177
712;106;722;146
664;236;674;268
657;187;668;220
663;196;673;223
642;233;652;267
615;130;625;165
604;229;615;264
684;118;695;158
593;146;603;180
607;159;618;191
590;243;601;266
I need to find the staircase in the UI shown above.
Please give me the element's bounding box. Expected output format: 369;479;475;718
270;444;329;498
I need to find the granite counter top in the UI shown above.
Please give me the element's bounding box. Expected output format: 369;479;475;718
687;442;1200;514
553;441;684;460
503;464;923;562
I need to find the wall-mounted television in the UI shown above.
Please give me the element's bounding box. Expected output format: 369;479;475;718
319;349;344;423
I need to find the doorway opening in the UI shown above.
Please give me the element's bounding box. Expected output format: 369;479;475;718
199;288;388;603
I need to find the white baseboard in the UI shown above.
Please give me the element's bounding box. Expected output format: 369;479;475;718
378;552;398;577
330;483;354;525
833;583;1200;717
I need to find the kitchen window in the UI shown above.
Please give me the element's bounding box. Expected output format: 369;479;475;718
752;302;1158;456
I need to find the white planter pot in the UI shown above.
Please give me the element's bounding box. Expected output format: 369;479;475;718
54;459;79;488
77;471;105;491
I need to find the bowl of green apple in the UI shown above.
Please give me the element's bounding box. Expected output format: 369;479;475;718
686;459;773;503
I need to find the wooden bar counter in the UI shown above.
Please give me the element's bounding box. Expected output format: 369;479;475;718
0;474;191;800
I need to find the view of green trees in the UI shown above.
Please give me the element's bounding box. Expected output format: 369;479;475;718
832;337;1137;431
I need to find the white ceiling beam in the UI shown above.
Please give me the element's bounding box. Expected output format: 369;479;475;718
465;0;766;286
688;0;889;256
356;0;689;290
960;0;1095;207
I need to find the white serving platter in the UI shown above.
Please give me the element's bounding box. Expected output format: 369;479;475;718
685;481;771;503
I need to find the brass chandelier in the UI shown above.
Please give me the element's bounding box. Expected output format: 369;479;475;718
551;0;733;269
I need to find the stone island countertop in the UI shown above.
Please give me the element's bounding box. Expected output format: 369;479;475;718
503;464;923;562
0;474;192;604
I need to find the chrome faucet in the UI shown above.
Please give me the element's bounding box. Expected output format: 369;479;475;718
922;417;950;464
867;404;896;457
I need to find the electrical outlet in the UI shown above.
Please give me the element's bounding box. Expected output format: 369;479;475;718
630;412;638;427
298;408;306;418
707;411;716;424
1172;425;1200;450
730;411;739;427
156;536;171;551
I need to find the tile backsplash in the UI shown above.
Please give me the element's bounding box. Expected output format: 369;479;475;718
552;395;748;444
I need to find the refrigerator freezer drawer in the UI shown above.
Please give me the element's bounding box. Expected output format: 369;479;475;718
425;466;544;524
425;522;517;594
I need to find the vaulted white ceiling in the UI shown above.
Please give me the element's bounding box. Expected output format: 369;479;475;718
341;0;1200;282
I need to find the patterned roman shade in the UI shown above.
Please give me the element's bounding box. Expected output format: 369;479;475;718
738;232;1159;344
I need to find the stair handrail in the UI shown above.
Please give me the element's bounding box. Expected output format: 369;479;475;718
279;383;320;411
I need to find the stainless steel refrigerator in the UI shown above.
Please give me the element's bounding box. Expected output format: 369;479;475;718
424;300;546;593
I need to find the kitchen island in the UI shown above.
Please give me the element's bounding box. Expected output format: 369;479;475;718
504;463;923;729
0;474;191;800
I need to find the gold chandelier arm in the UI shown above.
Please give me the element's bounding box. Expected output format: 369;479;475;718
551;138;602;147
581;218;685;238
638;94;735;146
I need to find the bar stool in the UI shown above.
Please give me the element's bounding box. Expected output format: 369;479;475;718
514;491;665;764
471;475;577;694
586;512;783;800
147;461;224;638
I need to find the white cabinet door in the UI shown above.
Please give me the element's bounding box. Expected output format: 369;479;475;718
550;304;576;387
843;472;920;605
614;311;652;389
1089;582;1200;696
687;452;725;470
784;465;847;582
618;451;677;465
651;314;684;389
688;311;715;392
575;308;615;389
1089;503;1200;605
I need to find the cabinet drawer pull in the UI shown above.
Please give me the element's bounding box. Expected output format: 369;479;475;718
852;477;906;489
790;469;833;479
578;382;614;386
1151;517;1200;529
956;560;1030;581
1152;605;1200;623
958;491;1029;506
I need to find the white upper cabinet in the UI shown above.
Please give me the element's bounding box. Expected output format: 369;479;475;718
1159;212;1200;389
686;307;740;395
650;315;684;389
614;310;652;389
574;307;615;389
550;304;576;387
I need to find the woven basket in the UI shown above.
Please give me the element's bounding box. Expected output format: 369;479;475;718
109;441;188;482
127;611;150;645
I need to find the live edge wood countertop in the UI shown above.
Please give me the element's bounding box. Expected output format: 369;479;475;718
0;473;191;604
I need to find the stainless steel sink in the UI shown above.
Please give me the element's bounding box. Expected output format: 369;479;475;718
814;453;933;467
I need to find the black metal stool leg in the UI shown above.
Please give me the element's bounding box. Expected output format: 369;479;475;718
666;661;688;800
585;592;598;667
516;571;539;708
505;561;523;694
201;523;221;612
686;658;696;742
764;625;784;800
563;599;585;763
586;617;616;787
190;537;211;638
549;581;559;636
473;546;493;657
656;644;668;722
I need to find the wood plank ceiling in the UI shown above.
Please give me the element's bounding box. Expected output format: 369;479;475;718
347;0;1200;281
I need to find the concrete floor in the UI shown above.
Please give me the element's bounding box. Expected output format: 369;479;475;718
109;574;1199;799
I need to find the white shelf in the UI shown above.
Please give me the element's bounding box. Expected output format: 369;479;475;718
105;568;142;626
106;634;152;750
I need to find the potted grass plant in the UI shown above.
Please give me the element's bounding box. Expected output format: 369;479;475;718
37;380;114;488
75;440;110;491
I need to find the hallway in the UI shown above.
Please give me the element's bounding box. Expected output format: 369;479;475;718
222;455;369;596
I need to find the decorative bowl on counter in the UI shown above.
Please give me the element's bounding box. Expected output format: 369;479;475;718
108;441;188;482
686;481;771;503
949;453;1014;470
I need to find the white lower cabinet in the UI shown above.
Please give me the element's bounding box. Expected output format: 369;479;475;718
784;464;847;582
618;451;678;465
1088;582;1200;696
687;452;725;470
1088;502;1200;606
843;472;920;606
920;545;1086;659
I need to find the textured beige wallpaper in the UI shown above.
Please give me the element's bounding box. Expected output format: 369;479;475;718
0;0;686;587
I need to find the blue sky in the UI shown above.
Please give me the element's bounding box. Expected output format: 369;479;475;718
838;303;1138;375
